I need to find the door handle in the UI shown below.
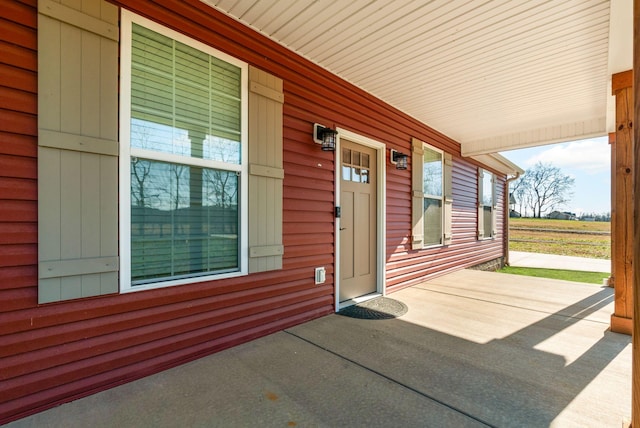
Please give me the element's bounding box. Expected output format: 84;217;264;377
340;227;347;230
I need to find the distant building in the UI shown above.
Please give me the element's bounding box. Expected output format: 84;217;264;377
548;211;577;220
508;192;520;218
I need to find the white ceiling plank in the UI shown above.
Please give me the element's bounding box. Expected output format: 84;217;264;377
350;3;609;90
199;0;626;154
332;0;551;76
309;1;419;63
236;0;279;25
361;35;609;107
291;0;378;52
207;0;241;10
321;0;468;70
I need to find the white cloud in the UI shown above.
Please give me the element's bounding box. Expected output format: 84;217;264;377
522;139;610;174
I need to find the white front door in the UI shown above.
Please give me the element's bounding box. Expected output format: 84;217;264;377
339;139;377;302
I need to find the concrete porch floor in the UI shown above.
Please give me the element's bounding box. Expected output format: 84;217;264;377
7;270;631;427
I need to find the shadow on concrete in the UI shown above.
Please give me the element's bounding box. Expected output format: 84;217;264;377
6;273;631;427
287;285;630;427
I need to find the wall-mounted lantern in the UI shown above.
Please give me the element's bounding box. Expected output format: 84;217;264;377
313;123;338;151
390;149;408;170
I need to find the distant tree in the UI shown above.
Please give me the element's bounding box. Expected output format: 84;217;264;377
510;162;575;218
579;211;611;222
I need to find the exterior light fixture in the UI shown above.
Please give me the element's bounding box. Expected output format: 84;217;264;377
390;149;408;170
313;123;338;151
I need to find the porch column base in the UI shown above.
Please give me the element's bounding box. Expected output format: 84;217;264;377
611;314;632;335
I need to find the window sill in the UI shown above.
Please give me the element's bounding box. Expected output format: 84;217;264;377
121;269;247;293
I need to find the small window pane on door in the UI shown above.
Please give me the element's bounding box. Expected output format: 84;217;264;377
343;149;370;184
343;148;351;164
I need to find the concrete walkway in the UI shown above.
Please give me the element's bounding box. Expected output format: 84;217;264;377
509;250;611;274
6;270;630;428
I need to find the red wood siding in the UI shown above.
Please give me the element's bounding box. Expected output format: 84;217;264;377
386;160;506;292
0;0;507;423
0;0;39;330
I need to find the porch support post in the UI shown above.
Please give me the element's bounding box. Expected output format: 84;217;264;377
611;69;634;335
609;131;616;290
633;0;639;424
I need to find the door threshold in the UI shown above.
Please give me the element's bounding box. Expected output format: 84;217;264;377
338;292;382;311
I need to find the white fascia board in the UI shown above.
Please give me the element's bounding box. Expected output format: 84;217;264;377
470;153;524;177
461;117;607;157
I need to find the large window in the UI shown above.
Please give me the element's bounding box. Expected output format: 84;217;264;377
120;12;248;291
423;146;444;246
478;169;495;239
411;139;453;250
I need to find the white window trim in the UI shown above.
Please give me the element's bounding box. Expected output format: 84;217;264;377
479;168;495;240
119;10;249;293
422;143;445;248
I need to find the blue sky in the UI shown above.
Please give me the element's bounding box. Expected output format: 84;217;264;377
500;136;611;216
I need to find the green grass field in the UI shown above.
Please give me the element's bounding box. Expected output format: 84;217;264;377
509;217;611;232
508;218;610;260
504;218;611;284
499;266;609;285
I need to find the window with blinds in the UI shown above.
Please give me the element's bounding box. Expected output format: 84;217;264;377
120;13;248;290
423;146;444;246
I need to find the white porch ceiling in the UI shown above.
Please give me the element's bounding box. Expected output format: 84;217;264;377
203;0;633;157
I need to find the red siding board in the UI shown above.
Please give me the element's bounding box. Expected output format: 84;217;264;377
283;199;333;213
0;177;37;200
3;296;333;400
0;244;36;267
285;86;406;147
283;237;333;250
0;40;37;71
0;17;37;50
282;255;334;271
283;175;334;193
0;0;508;423
284;222;334;235
0;287;36;312
285;163;334;182
1;306;329;423
0;222;37;245
0;264;36;287
284;243;334;258
0;85;37;114
3;1;38;29
0;132;37;157
2;287;331;382
0;200;37;222
0;154;37;179
283;186;334;203
0;266;321;335
1;283;332;360
0;176;38;201
0;110;37;136
0;64;37;93
283;150;334;170
283;210;333;224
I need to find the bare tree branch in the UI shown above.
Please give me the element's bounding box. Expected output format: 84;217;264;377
509;162;574;218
